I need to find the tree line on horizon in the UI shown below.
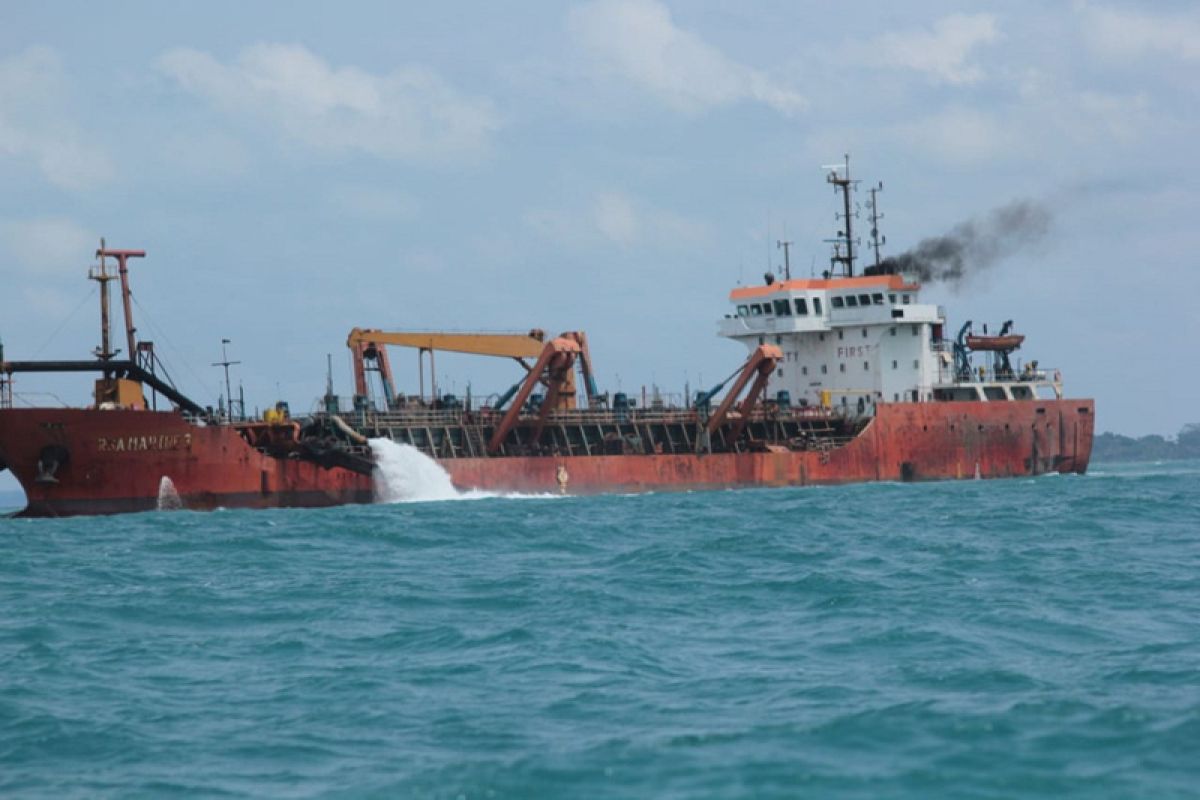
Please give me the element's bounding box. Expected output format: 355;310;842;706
1092;423;1200;462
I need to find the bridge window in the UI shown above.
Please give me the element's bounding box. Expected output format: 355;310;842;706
832;296;844;308
794;298;808;315
858;294;871;306
774;299;791;316
872;293;884;304
750;304;763;315
737;305;749;316
846;295;858;307
889;293;897;303
902;294;911;304
813;298;822;315
763;303;773;315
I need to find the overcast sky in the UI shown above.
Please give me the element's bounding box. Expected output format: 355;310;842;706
3;1;1198;492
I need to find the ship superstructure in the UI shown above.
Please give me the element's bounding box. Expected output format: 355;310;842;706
721;159;1061;414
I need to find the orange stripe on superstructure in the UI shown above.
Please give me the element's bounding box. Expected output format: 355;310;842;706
729;275;919;300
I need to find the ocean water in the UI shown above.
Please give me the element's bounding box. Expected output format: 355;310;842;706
2;458;1198;798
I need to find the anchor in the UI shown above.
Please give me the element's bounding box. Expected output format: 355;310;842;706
35;445;70;485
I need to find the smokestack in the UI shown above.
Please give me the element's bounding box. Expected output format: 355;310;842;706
876;200;1052;285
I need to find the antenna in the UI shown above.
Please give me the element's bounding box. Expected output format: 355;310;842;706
867;181;886;269
824;154;859;277
88;237;117;367
212;338;241;422
765;210;772;273
776;239;793;280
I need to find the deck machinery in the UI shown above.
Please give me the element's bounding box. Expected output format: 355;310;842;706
338;328;853;461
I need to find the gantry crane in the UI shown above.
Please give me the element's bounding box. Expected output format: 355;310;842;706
346;327;602;411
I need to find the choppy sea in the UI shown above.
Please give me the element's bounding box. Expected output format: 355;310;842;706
2;455;1198;798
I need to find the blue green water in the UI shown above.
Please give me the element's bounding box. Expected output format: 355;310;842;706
3;461;1199;798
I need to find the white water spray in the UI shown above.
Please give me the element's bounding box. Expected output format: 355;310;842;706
157;476;183;511
369;439;463;503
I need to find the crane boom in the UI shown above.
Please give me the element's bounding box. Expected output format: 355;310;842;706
486;335;582;454
347;327;549;407
705;344;783;439
346;328;546;358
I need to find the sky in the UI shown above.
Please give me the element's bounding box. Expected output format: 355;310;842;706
2;1;1199;493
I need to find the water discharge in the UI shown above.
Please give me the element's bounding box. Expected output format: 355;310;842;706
157;476;183;510
368;438;563;503
369;438;464;503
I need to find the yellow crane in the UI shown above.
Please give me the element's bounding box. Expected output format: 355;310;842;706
346;327;549;407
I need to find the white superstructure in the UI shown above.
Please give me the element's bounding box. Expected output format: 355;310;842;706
718;273;1061;412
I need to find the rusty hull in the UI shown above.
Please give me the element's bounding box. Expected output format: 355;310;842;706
0;399;1093;516
444;399;1095;493
0;408;373;517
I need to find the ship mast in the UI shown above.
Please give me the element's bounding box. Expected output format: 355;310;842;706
825;154;858;277
88;239;117;371
867;181;885;269
776;239;793;280
212;338;241;422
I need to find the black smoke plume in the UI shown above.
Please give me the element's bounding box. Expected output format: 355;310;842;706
874;200;1051;285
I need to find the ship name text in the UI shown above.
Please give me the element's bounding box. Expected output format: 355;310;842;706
96;433;192;453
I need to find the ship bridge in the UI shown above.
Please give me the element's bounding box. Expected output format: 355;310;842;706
718;272;1061;413
716;156;1066;416
719;273;945;413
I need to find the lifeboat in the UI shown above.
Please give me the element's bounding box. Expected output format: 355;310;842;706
965;334;1025;351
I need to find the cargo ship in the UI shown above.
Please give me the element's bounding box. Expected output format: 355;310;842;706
0;165;1094;516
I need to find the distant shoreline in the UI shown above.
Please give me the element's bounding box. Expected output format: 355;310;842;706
1092;425;1200;463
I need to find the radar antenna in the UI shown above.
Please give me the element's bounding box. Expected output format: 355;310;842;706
824;154;859;277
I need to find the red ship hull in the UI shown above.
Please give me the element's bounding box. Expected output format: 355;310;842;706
1;399;1093;516
0;409;373;517
444;399;1094;493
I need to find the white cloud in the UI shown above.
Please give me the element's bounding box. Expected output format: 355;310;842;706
0;217;96;275
328;185;420;221
158;43;502;161
864;14;999;85
893;107;1011;163
567;0;804;115
593;191;639;245
156;130;252;181
525;190;707;250
1081;5;1200;61
0;47;115;191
